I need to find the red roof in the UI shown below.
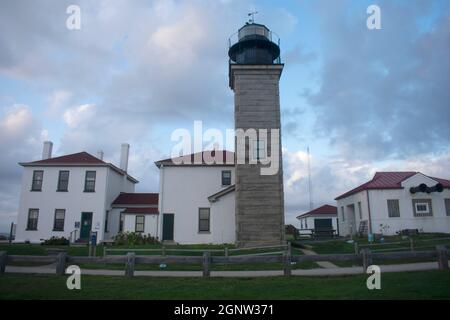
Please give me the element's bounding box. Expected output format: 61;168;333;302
122;207;159;214
155;150;235;167
296;205;337;219
112;193;159;206
19;151;139;183
335;172;450;200
24;152;105;165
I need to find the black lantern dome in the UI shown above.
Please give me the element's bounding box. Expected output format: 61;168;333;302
228;23;281;65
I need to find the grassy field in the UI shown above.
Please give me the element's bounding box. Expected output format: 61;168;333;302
1;270;450;299
302;233;450;254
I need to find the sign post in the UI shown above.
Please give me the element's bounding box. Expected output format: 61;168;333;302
89;231;97;257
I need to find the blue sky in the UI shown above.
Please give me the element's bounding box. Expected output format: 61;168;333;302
1;0;449;232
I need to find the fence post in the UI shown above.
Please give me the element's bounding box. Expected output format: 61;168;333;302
354;242;359;255
162;245;166;257
103;246;106;257
436;245;448;270
361;248;372;273
283;250;292;277
287;242;292;256
409;238;414;252
55;252;67;276
202;251;211;277
125;252;135;277
224;247;229;258
0;251;7;275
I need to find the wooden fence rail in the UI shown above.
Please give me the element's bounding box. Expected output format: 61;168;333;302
0;246;448;277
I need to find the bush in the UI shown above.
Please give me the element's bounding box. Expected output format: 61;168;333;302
41;236;70;246
113;232;160;246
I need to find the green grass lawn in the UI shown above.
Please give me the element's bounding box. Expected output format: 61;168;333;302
303;233;450;255
1;270;450;299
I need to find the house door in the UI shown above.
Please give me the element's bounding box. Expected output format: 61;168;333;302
80;212;93;240
346;204;357;235
162;214;174;241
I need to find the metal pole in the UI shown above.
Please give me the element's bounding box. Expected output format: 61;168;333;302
9;222;14;244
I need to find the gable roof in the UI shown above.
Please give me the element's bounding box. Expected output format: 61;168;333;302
23;152;105;165
335;171;450;200
208;185;235;202
19;152;139;183
296;205;337;219
155;150;235;168
121;207;159;215
112;193;159;206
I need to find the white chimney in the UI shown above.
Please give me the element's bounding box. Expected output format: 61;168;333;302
42;141;53;160
120;143;130;172
96;150;104;160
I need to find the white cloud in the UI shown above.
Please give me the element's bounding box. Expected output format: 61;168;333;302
47;90;72;115
63;104;96;128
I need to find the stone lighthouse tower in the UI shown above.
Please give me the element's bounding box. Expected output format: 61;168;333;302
228;22;285;247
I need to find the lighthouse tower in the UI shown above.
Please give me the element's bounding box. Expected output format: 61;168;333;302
228;22;285;247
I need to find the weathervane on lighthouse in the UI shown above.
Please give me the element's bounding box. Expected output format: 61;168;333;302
248;11;258;24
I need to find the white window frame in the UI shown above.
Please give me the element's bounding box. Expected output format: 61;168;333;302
252;139;267;161
415;202;430;214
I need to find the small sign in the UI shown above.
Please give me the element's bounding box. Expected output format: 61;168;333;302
90;231;98;245
74;221;80;229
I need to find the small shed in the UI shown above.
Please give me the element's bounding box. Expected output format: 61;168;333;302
296;205;338;238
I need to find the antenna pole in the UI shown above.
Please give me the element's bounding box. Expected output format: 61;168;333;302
307;146;313;210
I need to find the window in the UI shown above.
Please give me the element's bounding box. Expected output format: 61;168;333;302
252;139;266;160
84;171;96;192
358;202;362;220
57;171;70;191
31;170;43;191
198;208;210;232
387;199;400;217
27;209;39;230
305;219;308;229
446;199;450;217
104;211;109;233
412;199;433;217
53;209;65;231
135;215;145;233
222;170;231;186
341;206;345;222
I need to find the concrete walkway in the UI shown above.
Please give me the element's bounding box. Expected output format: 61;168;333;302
300;248;339;269
5;261;447;277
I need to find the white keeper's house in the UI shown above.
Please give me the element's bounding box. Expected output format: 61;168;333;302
335;172;450;236
15;141;147;244
155;150;236;244
14;141;237;244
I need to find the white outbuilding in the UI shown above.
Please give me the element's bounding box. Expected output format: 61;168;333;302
296;205;338;237
335;172;450;236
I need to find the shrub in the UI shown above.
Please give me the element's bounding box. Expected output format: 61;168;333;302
41;236;70;246
113;232;160;246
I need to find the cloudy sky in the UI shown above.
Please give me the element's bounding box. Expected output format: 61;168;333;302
1;0;449;232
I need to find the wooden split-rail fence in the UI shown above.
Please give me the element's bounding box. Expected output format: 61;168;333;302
0;245;448;278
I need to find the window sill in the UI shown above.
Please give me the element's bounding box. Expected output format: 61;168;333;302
25;229;38;231
30;190;42;192
198;231;211;234
56;190;68;192
83;190;96;193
